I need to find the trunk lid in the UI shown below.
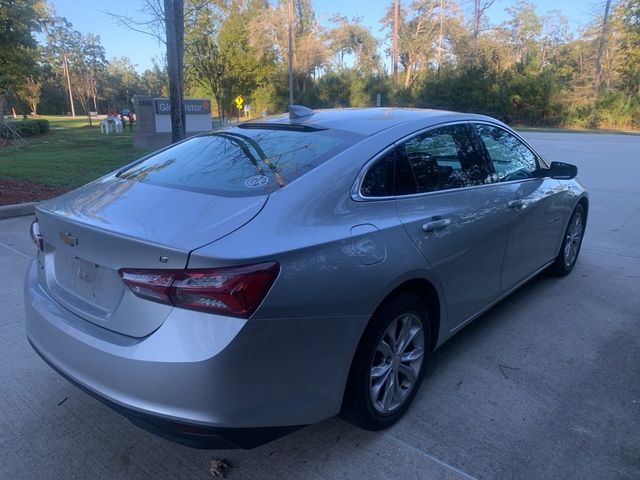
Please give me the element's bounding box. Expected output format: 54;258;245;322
35;176;267;337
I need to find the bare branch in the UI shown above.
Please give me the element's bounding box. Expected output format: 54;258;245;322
104;0;167;44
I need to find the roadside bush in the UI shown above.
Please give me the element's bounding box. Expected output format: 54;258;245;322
6;119;50;137
592;92;640;129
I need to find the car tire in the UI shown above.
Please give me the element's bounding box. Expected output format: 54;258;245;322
550;204;585;276
341;293;430;431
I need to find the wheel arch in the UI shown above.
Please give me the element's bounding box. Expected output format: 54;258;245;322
340;276;442;418
382;279;442;353
577;195;589;227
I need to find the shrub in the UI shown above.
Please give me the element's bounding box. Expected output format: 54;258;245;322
6;119;50;137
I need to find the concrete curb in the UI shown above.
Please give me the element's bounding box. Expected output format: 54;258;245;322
0;202;36;220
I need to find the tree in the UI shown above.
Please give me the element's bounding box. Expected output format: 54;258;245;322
0;0;44;123
504;0;542;64
186;1;275;122
329;16;380;73
44;16;83;116
471;0;495;56
72;33;107;124
539;10;571;69
594;0;614;95
393;0;400;88
105;57;141;109
141;58;169;96
22;75;42;115
382;0;440;88
615;0;640;94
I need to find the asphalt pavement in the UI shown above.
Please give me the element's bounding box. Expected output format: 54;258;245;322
0;132;638;479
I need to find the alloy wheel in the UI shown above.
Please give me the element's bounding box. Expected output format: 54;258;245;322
369;313;425;414
564;212;583;267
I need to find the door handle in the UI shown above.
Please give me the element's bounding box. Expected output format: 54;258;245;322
422;218;451;232
508;199;525;209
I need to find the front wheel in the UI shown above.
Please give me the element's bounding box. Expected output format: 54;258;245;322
551;204;585;276
341;294;430;430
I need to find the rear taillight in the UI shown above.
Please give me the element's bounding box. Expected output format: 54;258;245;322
119;262;279;318
119;270;176;303
30;218;43;251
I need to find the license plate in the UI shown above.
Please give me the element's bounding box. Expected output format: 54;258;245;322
72;257;100;299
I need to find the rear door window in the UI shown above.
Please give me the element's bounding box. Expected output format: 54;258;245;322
118;127;356;197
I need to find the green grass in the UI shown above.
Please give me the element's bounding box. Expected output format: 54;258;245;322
0;116;151;188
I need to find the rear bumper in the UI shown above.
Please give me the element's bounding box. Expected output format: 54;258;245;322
28;337;300;449
24;260;368;447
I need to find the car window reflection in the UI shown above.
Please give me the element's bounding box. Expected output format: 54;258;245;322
118;127;353;197
397;124;488;194
474;124;537;182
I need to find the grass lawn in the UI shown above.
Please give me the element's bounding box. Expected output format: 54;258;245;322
0;116;151;188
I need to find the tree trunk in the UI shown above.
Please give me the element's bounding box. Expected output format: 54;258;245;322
288;0;294;105
392;0;399;90
164;0;185;143
404;62;413;88
594;0;612;96
437;0;444;73
214;89;224;126
472;0;480;55
0;94;5;125
579;47;583;74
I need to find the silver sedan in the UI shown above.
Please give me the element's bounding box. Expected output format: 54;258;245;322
24;107;587;448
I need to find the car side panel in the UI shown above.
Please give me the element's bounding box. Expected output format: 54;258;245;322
500;177;568;290
396;185;511;330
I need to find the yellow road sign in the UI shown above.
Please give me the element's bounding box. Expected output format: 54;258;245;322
234;95;244;107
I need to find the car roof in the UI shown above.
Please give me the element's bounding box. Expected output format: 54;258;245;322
243;107;504;136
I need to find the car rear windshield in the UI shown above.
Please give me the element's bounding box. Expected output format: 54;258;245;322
118;126;357;197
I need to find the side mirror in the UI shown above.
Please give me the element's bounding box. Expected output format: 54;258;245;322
549;161;577;180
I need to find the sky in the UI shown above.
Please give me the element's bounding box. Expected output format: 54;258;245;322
48;0;599;73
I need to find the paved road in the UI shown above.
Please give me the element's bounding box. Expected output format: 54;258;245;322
1;132;639;479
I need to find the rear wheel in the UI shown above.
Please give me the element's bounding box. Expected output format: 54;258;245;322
551;204;585;276
341;294;430;430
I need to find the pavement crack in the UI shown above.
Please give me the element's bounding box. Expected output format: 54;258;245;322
498;364;521;379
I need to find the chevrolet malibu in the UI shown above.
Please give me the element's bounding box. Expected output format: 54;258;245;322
25;107;588;449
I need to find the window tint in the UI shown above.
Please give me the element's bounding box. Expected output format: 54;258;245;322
396;124;486;195
474;124;538;182
361;149;396;197
118;127;355;197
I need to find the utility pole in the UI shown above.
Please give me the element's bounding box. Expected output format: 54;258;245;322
392;0;399;90
63;53;76;117
288;0;294;105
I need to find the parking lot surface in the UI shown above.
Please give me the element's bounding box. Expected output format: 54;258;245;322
1;132;639;479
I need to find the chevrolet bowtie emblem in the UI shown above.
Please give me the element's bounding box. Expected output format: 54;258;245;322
60;232;78;247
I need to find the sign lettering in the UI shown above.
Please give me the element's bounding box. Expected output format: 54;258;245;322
155;99;212;115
